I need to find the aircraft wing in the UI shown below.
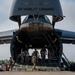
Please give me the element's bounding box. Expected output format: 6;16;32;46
55;29;75;44
0;29;16;44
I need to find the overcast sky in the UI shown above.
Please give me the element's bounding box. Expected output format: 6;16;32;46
0;0;75;61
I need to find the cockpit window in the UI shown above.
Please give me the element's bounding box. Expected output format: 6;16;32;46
45;16;51;23
39;15;44;19
28;15;33;18
34;15;38;18
28;15;44;19
22;15;51;24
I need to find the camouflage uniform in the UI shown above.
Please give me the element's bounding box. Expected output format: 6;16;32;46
32;50;39;67
9;57;14;70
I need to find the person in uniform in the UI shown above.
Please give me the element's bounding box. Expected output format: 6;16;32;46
31;49;39;69
40;48;47;62
50;32;58;58
9;57;14;70
48;46;53;62
18;48;25;64
25;49;30;65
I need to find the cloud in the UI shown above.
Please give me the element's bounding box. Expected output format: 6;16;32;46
0;44;11;60
63;44;75;61
0;0;12;19
55;0;75;31
0;0;18;32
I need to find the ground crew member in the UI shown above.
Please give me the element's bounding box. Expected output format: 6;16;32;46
34;49;39;57
31;49;39;69
48;46;53;62
18;48;25;64
25;49;30;65
40;48;46;62
9;57;14;70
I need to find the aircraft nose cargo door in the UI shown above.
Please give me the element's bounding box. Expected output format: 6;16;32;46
9;0;63;22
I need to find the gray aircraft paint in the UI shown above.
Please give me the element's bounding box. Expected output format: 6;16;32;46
9;0;63;22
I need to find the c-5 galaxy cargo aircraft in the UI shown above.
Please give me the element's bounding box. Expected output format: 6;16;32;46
0;0;75;70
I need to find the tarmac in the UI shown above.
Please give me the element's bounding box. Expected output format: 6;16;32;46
0;71;75;75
